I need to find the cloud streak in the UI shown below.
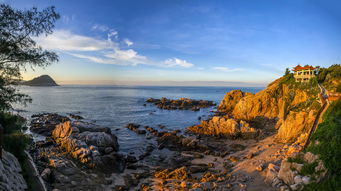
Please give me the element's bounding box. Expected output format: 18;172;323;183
36;29;193;68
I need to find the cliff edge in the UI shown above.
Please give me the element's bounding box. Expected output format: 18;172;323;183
189;73;322;143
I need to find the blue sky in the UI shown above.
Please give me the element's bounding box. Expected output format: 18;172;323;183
5;0;341;86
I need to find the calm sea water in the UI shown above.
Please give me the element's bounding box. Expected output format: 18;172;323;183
16;85;263;154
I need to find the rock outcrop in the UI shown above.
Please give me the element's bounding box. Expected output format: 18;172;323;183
146;97;216;111
218;90;253;113
0;149;28;191
30;113;69;136
189;77;321;143
31;113;122;171
188;116;260;139
22;75;59;86
52;121;120;169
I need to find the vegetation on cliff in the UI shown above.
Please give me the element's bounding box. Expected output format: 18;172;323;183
316;64;341;93
303;99;341;190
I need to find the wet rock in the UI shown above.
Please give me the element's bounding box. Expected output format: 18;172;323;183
157;133;208;152
72;121;111;134
146;97;216;111
30;113;70;136
69;113;84;120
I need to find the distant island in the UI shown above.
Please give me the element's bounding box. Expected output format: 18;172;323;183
21;75;59;86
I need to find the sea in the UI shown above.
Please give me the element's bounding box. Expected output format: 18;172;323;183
15;85;263;154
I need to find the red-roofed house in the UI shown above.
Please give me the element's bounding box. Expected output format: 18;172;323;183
292;65;317;82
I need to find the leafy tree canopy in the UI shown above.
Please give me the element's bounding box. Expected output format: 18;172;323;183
0;4;59;110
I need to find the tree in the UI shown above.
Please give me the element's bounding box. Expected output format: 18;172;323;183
0;4;59;110
284;68;290;76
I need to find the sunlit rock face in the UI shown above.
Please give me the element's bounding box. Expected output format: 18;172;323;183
52;120;120;168
218;90;253;114
187;116;259;139
189;77;320;143
0;149;28;191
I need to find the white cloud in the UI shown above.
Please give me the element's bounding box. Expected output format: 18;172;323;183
35;30;108;51
212;67;241;72
164;58;194;68
123;38;133;46
36;29;193;68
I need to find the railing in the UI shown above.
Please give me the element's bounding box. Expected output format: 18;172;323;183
304;84;329;149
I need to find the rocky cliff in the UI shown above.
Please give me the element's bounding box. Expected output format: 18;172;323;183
22;75;58;86
188;75;321;143
0;149;28;191
217;90;253;113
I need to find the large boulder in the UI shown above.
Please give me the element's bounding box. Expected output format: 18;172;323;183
0;149;28;191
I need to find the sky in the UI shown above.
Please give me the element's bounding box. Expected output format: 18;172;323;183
4;0;341;86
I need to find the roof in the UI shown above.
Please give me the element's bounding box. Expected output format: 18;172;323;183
292;65;316;71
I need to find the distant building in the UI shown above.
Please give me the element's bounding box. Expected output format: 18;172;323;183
292;65;316;82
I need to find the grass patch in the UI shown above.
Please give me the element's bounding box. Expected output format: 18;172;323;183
288;156;305;164
301;161;318;176
303;99;341;190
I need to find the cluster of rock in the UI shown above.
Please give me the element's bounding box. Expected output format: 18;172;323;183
52;121;121;170
265;152;327;191
125;123;245;157
187;116;260;139
146;97;216;111
30;113;69;136
0;149;27;191
141;166;252;190
125;123;209;153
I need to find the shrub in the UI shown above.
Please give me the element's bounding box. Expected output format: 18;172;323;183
3;132;31;160
0;112;31;160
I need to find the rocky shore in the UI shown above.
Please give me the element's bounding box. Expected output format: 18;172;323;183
146;97;216;111
24;76;330;191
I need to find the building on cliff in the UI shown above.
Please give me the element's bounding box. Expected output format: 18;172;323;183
292;65;317;82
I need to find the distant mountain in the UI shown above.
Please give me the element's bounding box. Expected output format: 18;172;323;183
22;75;59;86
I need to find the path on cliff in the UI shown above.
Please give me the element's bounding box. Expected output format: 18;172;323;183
304;83;329;148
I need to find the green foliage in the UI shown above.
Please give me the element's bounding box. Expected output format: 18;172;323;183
0;112;25;134
3;132;31;160
0;112;31;160
288;156;305;164
317;64;341;92
284;68;290;76
304;99;341;190
301;161;318;176
0;4;60;110
303;176;341;191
